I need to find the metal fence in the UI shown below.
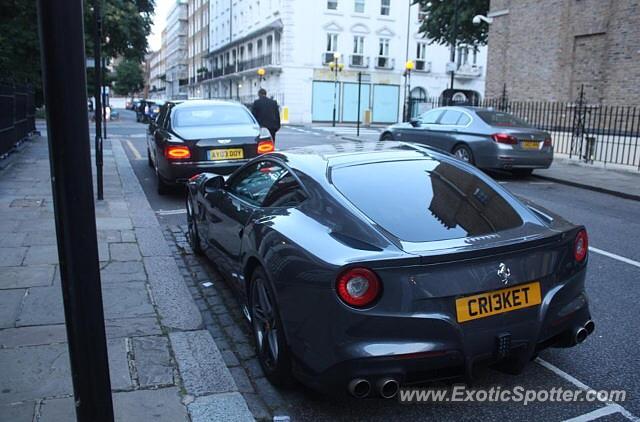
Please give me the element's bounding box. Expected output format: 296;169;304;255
0;83;36;156
409;89;640;169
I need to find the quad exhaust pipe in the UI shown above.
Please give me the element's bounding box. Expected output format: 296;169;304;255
348;377;400;399
377;378;400;399
574;320;595;345
348;379;371;399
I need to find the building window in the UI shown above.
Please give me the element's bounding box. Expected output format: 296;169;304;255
354;0;365;13
378;38;389;57
327;0;338;10
353;36;364;54
380;0;390;15
326;33;338;52
416;42;427;60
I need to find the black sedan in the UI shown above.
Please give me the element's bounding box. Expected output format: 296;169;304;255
186;141;592;398
147;99;275;194
381;107;553;176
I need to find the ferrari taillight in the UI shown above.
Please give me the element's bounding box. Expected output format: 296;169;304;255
336;267;382;308
165;145;191;160
574;229;588;262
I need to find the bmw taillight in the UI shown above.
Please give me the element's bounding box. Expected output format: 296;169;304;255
544;137;553;147
257;140;275;154
336;267;381;308
492;133;518;145
574;229;588;262
165;145;191;160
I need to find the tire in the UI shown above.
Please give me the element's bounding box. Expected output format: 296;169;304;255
186;195;204;255
380;132;394;141
453;144;475;165
249;268;293;387
147;148;153;168
512;169;533;177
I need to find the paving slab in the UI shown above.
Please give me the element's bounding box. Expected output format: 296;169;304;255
0;324;67;348
100;260;147;283
135;227;172;257
132;336;174;388
0;265;55;289
0;401;35;422
169;330;237;397
0;246;27;266
109;242;142;262
102;282;155;320
188;392;254;422
16;285;64;326
39;387;189;422
96;217;133;231
0;231;26;247
104;317;162;339
0;289;25;328
22;245;59;265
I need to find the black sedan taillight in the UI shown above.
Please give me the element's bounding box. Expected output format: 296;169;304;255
574;229;588;262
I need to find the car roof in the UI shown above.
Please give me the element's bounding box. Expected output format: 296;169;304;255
271;142;449;178
172;99;244;110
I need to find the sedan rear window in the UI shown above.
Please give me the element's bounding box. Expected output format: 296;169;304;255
332;160;523;243
173;106;255;127
476;111;531;128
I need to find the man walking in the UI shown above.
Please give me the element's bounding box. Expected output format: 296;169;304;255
251;89;281;141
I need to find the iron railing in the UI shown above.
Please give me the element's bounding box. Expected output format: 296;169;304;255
0;83;36;156
408;88;640;169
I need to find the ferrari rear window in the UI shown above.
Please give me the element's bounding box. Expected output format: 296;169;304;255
332;160;523;243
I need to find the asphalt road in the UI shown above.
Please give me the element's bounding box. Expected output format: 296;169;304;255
115;109;640;421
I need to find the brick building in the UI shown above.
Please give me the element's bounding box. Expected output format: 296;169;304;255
485;0;640;104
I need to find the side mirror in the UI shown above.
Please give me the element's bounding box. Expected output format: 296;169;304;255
204;175;225;194
409;118;421;127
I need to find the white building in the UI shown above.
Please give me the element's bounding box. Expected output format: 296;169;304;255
187;0;211;99
165;0;189;99
199;0;486;124
148;47;167;99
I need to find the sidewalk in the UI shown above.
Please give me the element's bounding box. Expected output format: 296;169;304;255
0;133;254;421
535;155;640;201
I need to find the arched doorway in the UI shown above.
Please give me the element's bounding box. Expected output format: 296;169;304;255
409;87;428;118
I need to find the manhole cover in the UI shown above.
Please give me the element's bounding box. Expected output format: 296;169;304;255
10;198;44;208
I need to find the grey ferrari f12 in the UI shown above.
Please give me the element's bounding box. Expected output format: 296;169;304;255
185;142;592;399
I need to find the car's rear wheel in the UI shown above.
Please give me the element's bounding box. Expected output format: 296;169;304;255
186;195;203;255
380;132;394;141
250;268;293;387
512;169;533;177
453;144;475;164
147;148;153;168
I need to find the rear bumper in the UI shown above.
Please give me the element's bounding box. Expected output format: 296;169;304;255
285;267;590;397
162;159;249;184
475;145;554;170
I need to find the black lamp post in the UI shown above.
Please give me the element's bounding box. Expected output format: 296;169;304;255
329;53;344;127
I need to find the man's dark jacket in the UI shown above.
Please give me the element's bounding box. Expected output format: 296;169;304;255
251;96;281;132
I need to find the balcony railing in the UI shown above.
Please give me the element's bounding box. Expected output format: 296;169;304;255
414;59;432;73
375;56;395;70
209;55;278;79
349;54;369;68
213;68;223;77
456;64;483;78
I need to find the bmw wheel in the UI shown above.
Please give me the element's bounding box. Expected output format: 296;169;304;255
380;133;394;141
186;195;203;255
250;268;293;387
453;144;475;164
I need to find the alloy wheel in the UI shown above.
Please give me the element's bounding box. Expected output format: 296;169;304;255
455;147;471;162
251;278;279;370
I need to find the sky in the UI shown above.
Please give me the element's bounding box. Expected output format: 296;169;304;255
148;0;172;51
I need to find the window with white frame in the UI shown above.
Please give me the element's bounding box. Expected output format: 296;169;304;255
354;0;365;13
380;0;390;15
416;42;427;60
326;33;338;52
353;36;364;54
378;38;389;57
327;0;338;10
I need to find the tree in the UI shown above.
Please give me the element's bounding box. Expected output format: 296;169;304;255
0;0;155;105
112;59;144;97
413;0;490;47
